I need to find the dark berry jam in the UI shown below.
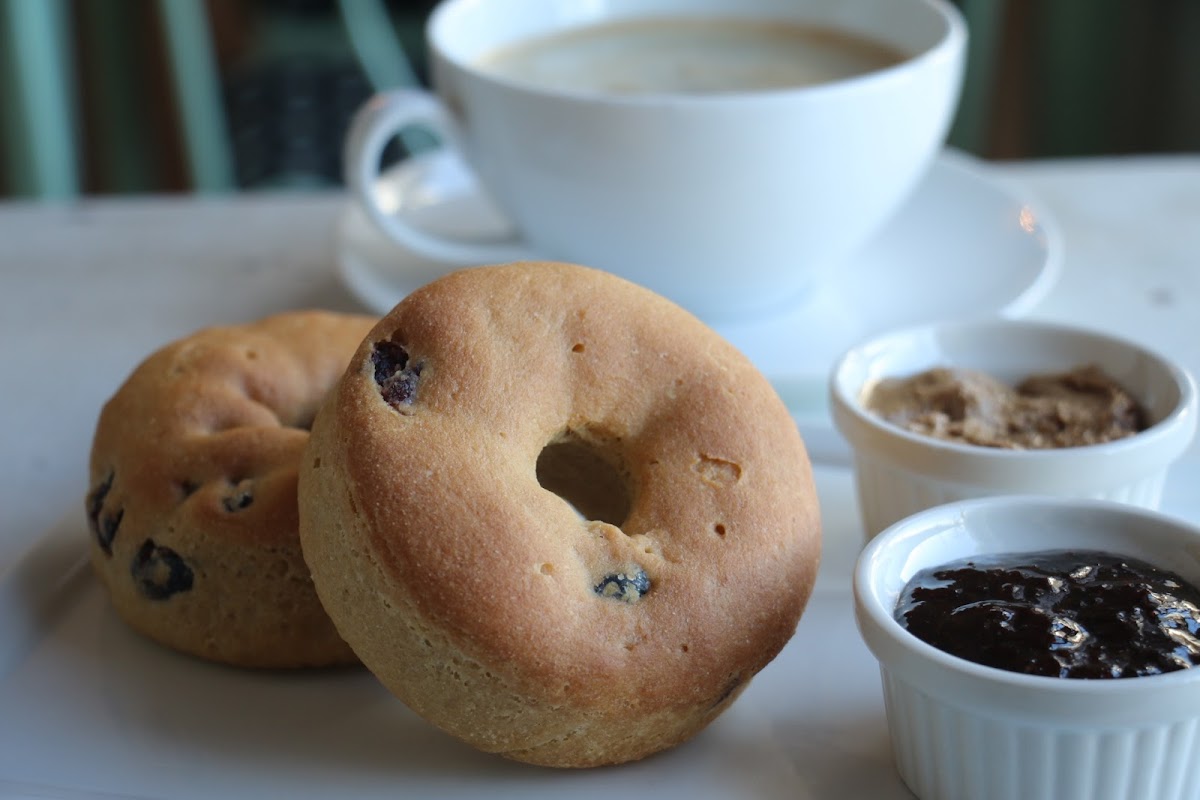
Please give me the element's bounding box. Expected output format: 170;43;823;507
896;549;1200;679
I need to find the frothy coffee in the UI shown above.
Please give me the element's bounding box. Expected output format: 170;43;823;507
476;17;906;95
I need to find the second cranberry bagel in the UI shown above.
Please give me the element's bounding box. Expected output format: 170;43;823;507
87;310;376;668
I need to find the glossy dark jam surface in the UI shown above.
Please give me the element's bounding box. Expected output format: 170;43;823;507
896;549;1200;679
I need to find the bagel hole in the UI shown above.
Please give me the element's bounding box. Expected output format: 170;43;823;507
536;431;631;526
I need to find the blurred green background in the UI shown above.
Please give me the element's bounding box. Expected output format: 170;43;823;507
2;0;1198;200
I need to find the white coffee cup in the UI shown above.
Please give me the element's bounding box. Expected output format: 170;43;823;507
344;0;967;322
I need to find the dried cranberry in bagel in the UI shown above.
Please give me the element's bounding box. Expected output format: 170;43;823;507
594;567;651;603
131;539;194;600
371;340;422;408
86;471;122;555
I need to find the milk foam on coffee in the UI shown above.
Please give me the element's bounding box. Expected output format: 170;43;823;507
476;18;906;94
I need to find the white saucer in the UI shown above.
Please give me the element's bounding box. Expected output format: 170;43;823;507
337;149;1061;436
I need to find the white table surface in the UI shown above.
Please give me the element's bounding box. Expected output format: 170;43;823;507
1;154;1199;798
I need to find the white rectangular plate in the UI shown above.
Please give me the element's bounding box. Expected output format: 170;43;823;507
0;467;913;799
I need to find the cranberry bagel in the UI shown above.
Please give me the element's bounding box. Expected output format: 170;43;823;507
299;263;821;766
86;310;375;668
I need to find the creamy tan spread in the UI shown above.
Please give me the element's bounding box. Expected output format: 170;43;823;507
864;364;1146;449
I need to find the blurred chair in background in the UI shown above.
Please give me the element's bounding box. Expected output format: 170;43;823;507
1;0;1198;200
159;0;236;191
0;0;79;198
0;0;429;199
953;0;1200;159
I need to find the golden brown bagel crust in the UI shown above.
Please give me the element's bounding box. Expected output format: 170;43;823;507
86;311;376;668
300;263;821;766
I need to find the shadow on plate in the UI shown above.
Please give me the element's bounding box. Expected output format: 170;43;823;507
0;513;898;798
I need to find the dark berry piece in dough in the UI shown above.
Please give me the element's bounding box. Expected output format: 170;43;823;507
86;471;113;533
222;480;254;513
371;340;422;408
97;509;124;556
372;339;408;382
86;472;121;555
595;567;651;603
131;539;194;600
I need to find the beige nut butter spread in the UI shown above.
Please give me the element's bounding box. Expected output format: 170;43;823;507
865;364;1147;449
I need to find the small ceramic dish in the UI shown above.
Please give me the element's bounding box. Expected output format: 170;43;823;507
854;496;1200;800
829;318;1197;538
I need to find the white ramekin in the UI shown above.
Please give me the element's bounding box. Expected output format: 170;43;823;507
829;318;1198;539
854;496;1200;800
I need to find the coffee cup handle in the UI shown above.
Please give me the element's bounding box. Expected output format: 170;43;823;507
344;90;535;265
